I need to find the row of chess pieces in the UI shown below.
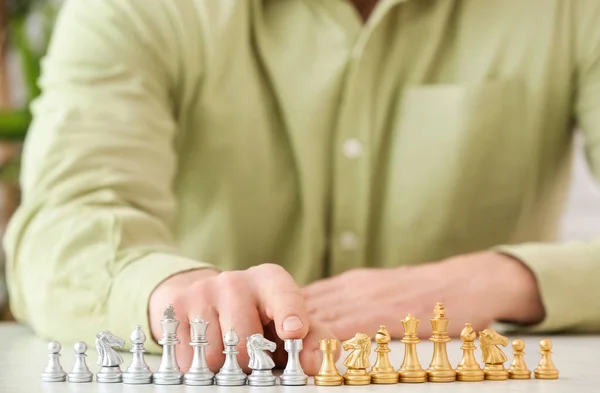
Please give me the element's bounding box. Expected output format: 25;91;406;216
41;304;308;386
314;303;559;386
41;302;559;386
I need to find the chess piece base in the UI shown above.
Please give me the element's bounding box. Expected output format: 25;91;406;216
484;364;509;381
41;372;67;383
399;368;427;383
314;374;344;386
123;371;153;384
96;367;122;383
509;369;532;380
343;369;371;385
184;371;214;386
280;373;308;386
248;370;276;386
456;368;485;382
68;372;93;383
153;372;183;385
427;369;457;382
215;374;247;386
534;369;559;379
370;371;399;384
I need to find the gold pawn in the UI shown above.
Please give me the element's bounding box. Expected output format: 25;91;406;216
398;314;427;383
314;339;343;386
370;326;399;384
342;333;372;385
534;338;559;379
426;302;457;382
508;339;531;379
455;322;484;382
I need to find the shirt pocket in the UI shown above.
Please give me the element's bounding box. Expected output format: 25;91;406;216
386;79;529;250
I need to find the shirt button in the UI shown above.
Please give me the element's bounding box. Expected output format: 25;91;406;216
340;232;359;250
342;138;363;159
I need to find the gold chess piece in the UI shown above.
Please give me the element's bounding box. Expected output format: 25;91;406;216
455;322;484;382
508;339;531;379
534;338;559;379
426;302;457;382
369;326;399;384
342;333;372;385
314;339;343;386
398;314;427;383
479;328;509;380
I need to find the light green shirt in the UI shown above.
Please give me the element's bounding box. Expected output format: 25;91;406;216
4;0;600;351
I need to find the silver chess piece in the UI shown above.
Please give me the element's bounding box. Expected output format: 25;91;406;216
68;342;93;383
247;333;277;386
215;327;247;386
153;304;183;385
280;339;308;386
123;326;153;384
41;341;67;382
184;317;214;385
95;330;125;383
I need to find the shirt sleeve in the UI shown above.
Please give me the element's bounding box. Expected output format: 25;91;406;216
493;1;600;334
3;0;210;352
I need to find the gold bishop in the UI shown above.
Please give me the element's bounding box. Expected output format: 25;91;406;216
369;326;399;384
455;322;484;382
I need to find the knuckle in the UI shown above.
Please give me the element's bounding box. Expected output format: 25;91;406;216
254;263;288;277
217;270;246;289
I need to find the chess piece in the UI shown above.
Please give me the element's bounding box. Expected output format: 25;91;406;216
247;333;277;386
426;302;457;382
342;333;372;385
314;339;343;386
280;339;308;386
123;325;153;384
68;342;93;383
184;317;214;385
534;338;559;379
398;314;427;383
41;341;67;382
215;327;247;386
455;323;484;382
154;304;183;384
479;328;509;380
509;339;531;379
370;325;399;384
95;330;125;383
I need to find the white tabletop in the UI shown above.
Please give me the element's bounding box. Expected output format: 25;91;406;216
0;322;596;393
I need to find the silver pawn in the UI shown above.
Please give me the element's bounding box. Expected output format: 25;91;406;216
123;326;153;384
68;342;93;383
41;341;67;382
95;330;125;383
184;317;214;385
153;304;183;385
215;327;247;386
280;339;308;386
247;333;277;386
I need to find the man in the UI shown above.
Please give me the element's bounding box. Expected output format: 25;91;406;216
4;0;600;375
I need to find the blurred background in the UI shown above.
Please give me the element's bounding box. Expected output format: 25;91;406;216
0;0;598;321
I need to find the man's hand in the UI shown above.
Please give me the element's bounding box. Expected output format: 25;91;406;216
148;263;337;375
303;252;545;340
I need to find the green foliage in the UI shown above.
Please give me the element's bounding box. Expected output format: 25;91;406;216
0;0;59;139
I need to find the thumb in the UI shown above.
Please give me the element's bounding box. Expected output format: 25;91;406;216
248;263;310;340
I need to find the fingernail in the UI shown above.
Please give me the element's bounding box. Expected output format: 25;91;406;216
283;316;304;332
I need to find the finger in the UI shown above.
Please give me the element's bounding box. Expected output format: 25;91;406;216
299;319;340;376
248;264;309;340
216;271;264;373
